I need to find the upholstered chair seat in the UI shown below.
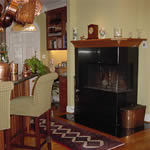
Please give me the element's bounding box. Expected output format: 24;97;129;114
0;81;14;150
10;72;58;150
11;95;50;117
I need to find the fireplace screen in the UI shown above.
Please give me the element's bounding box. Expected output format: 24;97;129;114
76;47;138;93
86;63;133;93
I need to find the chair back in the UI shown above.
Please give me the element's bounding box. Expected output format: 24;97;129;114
33;73;58;115
0;81;14;130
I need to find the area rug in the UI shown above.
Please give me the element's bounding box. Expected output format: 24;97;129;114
38;118;125;150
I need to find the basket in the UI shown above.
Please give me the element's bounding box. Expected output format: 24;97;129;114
121;104;146;128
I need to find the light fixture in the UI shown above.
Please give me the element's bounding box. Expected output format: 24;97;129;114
12;23;37;32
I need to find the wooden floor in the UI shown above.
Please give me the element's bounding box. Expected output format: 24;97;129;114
11;129;150;150
11;106;150;150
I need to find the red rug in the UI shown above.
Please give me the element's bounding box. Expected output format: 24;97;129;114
38;118;125;150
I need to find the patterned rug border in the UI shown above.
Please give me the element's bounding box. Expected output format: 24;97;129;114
39;118;125;150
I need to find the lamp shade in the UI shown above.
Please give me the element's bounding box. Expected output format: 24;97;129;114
12;23;37;32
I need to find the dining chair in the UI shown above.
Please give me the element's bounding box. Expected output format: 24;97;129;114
10;72;58;150
0;81;14;150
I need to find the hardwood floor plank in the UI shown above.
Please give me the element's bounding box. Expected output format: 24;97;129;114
113;129;150;150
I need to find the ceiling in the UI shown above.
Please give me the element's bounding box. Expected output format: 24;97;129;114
40;0;66;11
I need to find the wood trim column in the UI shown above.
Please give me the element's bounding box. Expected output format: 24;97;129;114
59;76;67;112
0;131;4;150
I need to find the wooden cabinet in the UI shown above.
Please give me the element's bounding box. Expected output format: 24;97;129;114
46;7;67;50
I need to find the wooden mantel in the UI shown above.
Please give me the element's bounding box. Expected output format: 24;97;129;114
71;38;147;48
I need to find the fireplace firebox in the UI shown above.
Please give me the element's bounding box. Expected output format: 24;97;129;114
72;39;146;136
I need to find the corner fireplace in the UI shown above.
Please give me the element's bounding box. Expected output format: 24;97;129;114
72;39;146;136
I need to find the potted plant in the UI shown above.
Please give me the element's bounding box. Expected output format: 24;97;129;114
0;42;9;63
24;56;50;76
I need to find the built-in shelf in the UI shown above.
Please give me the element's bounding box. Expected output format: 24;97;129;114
46;7;67;50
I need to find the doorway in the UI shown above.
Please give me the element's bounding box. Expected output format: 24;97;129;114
6;23;40;74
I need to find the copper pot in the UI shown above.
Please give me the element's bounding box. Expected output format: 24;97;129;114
10;62;18;74
0;63;10;81
2;15;13;28
0;4;3;13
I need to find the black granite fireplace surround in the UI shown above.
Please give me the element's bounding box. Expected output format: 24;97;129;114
71;39;146;137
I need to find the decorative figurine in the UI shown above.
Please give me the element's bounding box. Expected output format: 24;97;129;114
99;27;106;39
80;35;86;40
73;27;77;40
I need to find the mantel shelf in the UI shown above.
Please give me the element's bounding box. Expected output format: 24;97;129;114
71;38;147;48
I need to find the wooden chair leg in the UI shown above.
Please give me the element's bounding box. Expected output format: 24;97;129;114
20;116;24;145
25;117;31;133
46;109;51;150
35;117;40;150
5;129;11;150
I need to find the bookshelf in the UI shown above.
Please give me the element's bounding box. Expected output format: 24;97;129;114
46;7;67;50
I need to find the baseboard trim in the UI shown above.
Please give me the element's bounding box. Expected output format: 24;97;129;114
144;114;150;122
67;106;74;113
